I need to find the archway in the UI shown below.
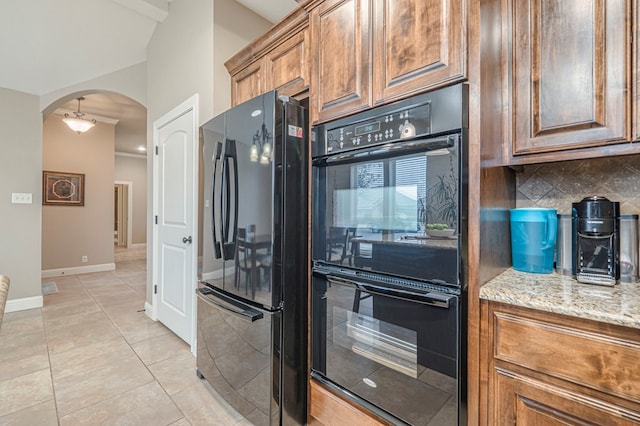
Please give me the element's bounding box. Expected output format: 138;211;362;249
41;90;148;278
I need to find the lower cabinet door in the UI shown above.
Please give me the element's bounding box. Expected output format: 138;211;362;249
492;367;640;425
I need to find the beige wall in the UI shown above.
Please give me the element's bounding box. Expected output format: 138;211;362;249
40;62;147;117
145;0;271;304
146;0;215;304
0;88;42;301
115;154;147;244
1;1;274;307
42;115;115;271
213;0;272;115
147;0;214;128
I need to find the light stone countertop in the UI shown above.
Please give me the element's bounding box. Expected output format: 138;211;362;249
480;268;640;330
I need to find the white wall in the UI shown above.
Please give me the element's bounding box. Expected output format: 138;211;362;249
0;88;42;305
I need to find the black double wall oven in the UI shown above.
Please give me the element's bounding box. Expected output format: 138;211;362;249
311;84;468;425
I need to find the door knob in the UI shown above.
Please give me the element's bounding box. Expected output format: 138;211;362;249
183;236;192;244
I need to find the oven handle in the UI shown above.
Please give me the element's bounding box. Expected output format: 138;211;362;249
197;287;264;322
325;275;453;309
319;134;457;165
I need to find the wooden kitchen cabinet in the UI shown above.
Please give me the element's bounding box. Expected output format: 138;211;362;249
309;0;466;123
309;380;388;425
230;60;264;106
371;0;465;105
309;0;371;123
226;7;309;106
264;28;310;99
480;301;640;425
635;0;640;141
509;0;629;157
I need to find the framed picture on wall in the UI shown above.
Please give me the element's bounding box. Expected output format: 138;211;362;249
43;171;85;206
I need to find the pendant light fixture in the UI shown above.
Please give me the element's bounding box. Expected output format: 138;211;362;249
250;122;272;164
63;97;96;134
249;97;272;164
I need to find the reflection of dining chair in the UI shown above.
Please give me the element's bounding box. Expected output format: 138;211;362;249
352;289;372;313
259;254;272;291
326;227;345;261
341;228;356;265
328;227;358;265
246;223;271;291
246;223;257;239
353;232;373;268
234;228;260;296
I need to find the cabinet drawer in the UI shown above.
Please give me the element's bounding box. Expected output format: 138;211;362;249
493;312;640;403
309;380;386;426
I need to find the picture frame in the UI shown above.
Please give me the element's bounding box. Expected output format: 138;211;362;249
43;171;85;206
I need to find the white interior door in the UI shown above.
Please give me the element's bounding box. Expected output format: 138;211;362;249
153;95;198;346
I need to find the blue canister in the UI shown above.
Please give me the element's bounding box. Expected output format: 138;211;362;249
510;208;558;274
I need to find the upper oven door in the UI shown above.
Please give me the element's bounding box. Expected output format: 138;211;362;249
312;134;460;286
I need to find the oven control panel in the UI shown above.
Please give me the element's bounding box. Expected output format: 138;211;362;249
312;83;466;158
325;103;431;154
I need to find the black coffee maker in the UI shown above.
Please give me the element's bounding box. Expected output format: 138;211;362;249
572;196;620;286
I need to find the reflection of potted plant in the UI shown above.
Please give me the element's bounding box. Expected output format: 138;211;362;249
427;155;458;228
418;198;427;232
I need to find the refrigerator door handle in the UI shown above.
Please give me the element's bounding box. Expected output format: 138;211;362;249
212;142;223;259
197;287;264;322
228;139;239;251
221;139;238;260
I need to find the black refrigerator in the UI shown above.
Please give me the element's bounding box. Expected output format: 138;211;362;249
196;91;308;425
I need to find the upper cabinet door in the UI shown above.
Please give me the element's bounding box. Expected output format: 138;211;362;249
231;60;264;106
372;0;465;105
511;0;629;155
310;0;371;123
265;28;310;98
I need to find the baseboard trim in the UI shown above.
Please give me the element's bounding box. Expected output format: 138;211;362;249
129;243;147;248
41;263;116;278
201;269;224;281
5;295;43;313
144;301;156;321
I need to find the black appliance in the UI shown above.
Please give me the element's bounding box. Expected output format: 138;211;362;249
311;84;468;425
573;196;620;286
197;91;308;425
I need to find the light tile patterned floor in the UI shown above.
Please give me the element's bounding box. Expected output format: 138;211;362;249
0;248;251;425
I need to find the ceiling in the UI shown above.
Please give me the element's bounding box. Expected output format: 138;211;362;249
0;0;297;155
234;0;299;24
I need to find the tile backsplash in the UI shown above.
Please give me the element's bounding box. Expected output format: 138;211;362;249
516;154;640;214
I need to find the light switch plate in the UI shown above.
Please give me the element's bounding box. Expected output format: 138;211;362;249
11;192;33;204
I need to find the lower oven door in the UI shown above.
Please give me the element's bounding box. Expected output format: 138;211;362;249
196;286;281;426
311;273;461;425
